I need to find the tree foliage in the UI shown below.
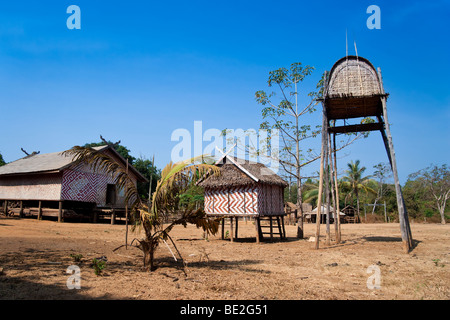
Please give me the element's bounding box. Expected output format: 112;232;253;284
64;145;221;271
0;152;5;166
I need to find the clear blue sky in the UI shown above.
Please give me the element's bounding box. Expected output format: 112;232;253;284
0;0;449;184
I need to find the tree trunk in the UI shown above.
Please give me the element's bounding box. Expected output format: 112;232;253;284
141;239;158;271
296;173;304;239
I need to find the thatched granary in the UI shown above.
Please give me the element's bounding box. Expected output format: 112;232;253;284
314;54;413;252
325;55;386;121
197;154;288;242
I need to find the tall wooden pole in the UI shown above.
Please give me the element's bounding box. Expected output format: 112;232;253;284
315;105;328;250
324;123;331;246
332;133;342;243
125;159;129;249
378;67;413;253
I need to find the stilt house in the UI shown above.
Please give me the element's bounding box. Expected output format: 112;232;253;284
197;154;288;242
0;145;147;221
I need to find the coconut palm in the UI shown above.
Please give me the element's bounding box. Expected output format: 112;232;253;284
341;160;376;221
64;146;221;271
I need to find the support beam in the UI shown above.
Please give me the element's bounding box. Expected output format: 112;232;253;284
37;201;42;220
328;122;383;134
58;201;63;223
255;217;260;244
19;201;24;218
315;104;329;250
229;217;234;242
378;67;413;253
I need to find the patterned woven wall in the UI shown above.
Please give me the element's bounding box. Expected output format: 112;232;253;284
0;173;62;200
204;184;283;216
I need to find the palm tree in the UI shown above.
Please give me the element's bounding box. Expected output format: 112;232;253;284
63;146;221;271
341;160;376;221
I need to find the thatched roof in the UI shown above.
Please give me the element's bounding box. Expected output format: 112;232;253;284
0;145;147;182
324;55;386;120
198;156;287;188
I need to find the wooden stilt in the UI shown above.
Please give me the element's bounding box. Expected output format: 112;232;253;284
3;200;7;215
255;217;260;244
221;217;225;240
19;201;23;218
269;216;273;241
235;217;239;239
58;201;63;223
37;201;42;220
276;216;283;239
378;68;413;253
315;105;328;250
230;217;234;242
281;216;286;239
324;123;331;246
332;133;342;243
111;209;116;225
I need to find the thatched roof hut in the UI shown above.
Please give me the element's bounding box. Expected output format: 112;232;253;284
198;155;287;216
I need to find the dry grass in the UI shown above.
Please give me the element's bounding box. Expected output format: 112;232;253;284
0;217;449;300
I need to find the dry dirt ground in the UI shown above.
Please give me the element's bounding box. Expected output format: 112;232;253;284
0;216;449;300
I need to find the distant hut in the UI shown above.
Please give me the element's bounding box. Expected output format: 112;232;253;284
0;145;147;222
198;154;288;243
284;201;312;225
341;205;359;223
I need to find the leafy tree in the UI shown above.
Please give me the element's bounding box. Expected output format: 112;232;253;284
408;164;450;224
0;152;5;166
133;157;160;200
84;141;136;165
63;146;221;271
341;160;376;221
253;62;372;238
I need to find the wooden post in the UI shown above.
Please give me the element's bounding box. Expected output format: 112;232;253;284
111;209;116;225
221;217;225;240
277;216;283;239
332;133;342;243
58;201;63;223
37;201;42;220
378;67;413;253
3;200;7;215
255;217;260;244
281;216;286;239
235;217;239;240
315;105;328;250
19;201;23;218
229;217;234;242
125;159;129;249
324;123;331;246
269;216;273;241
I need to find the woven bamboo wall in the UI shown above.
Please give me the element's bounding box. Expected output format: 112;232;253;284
327;56;382;98
0;173;63;201
204;183;284;216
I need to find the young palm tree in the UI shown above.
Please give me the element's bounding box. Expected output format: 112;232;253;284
341;160;376;221
63;146;221;271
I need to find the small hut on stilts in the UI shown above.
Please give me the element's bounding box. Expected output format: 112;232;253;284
197;153;288;243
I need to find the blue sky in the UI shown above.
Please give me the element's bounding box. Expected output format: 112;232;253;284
0;0;449;184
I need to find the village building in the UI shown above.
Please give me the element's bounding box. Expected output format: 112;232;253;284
0;145;147;222
197;154;288;243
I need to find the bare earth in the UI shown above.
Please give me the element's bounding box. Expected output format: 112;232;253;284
0;217;448;300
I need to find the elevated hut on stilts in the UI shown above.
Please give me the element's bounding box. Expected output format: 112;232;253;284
315;55;413;253
197;152;288;243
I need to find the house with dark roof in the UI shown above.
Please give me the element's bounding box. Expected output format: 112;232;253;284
197;154;288;242
0;145;147;222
